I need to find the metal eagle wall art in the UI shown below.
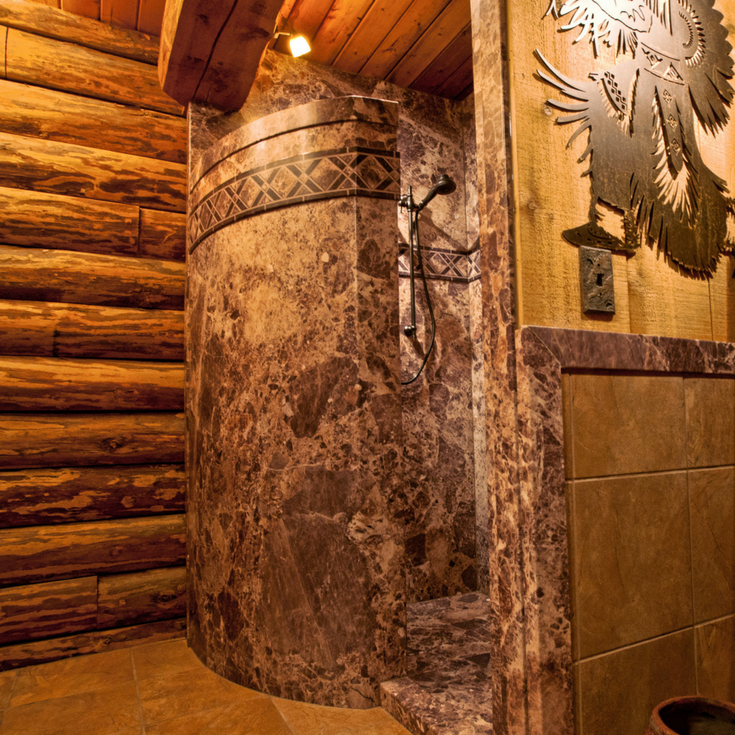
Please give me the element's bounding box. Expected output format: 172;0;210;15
538;0;735;273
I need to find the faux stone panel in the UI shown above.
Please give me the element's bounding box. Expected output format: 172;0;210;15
689;466;735;622
696;615;735;702
571;373;687;478
577;630;696;735
685;377;735;468
573;472;693;658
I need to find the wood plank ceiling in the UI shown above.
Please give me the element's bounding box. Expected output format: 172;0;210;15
25;0;165;36
30;0;473;102
274;0;473;100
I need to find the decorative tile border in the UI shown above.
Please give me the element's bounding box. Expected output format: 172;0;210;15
189;146;400;253
398;246;481;283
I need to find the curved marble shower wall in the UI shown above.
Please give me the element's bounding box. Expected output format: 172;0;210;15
186;96;407;708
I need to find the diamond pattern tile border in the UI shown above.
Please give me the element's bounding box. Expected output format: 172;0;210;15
398;246;481;283
189;146;400;253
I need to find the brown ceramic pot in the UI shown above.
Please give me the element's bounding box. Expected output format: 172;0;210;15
645;697;735;735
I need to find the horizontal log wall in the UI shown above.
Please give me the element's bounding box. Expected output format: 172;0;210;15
0;1;187;670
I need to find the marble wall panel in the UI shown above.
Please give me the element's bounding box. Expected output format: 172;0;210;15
187;191;407;708
189;49;483;605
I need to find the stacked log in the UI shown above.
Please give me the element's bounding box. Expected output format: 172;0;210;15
0;0;187;669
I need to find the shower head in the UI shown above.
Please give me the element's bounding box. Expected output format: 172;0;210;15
416;174;457;211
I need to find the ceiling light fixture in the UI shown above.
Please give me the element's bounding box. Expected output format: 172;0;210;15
272;29;311;58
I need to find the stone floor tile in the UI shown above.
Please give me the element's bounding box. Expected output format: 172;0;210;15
9;649;134;707
138;666;263;724
132;639;202;682
273;698;411;735
146;696;294;735
0;672;16;708
0;681;142;735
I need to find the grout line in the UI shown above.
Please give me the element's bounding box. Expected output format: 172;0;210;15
577;624;698;664
0;670;18;728
573;464;735;484
130;648;147;735
693;611;735;628
682;380;700;694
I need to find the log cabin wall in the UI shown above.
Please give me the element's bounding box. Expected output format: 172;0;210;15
0;0;188;669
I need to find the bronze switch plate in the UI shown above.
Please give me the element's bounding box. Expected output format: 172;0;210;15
580;245;615;314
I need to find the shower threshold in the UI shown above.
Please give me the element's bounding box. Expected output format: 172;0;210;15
381;592;493;735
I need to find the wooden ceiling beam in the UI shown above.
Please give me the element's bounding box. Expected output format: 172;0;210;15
159;0;285;111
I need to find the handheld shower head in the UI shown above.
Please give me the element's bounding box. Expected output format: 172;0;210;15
416;174;457;211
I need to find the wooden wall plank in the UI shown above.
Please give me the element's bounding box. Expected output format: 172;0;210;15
332;0;413;74
0;357;185;412
0;81;187;164
0;464;185;528
98;566;186;628
158;0;236;106
0;132;186;213
0;577;97;645
0;26;6;79
0;301;185;361
303;0;374;67
0;412;185;469
359;0;450;79
137;0;165;36
138;209;186;261
0;246;186;310
0;515;186;587
61;0;100;20
411;22;471;95
192;0;284;110
6;28;183;116
0;188;139;257
387;0;468;88
101;0;138;29
0;0;159;63
0;617;185;671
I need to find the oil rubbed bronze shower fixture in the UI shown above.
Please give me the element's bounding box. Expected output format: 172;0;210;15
399;174;457;386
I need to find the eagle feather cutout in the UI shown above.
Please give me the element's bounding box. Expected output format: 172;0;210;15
539;0;735;271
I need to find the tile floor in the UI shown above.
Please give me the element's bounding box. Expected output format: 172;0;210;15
0;639;412;735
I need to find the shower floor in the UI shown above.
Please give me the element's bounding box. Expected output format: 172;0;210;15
0;639;411;735
381;592;493;735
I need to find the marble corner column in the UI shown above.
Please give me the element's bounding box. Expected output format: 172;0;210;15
185;96;407;708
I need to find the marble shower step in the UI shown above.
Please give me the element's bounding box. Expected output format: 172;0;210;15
381;592;494;735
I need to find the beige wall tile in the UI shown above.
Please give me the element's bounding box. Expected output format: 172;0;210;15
690;467;735;622
685;378;735;468
578;630;696;735
574;473;693;657
696;616;735;703
571;374;686;479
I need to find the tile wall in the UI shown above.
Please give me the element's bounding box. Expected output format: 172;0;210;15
562;372;735;735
